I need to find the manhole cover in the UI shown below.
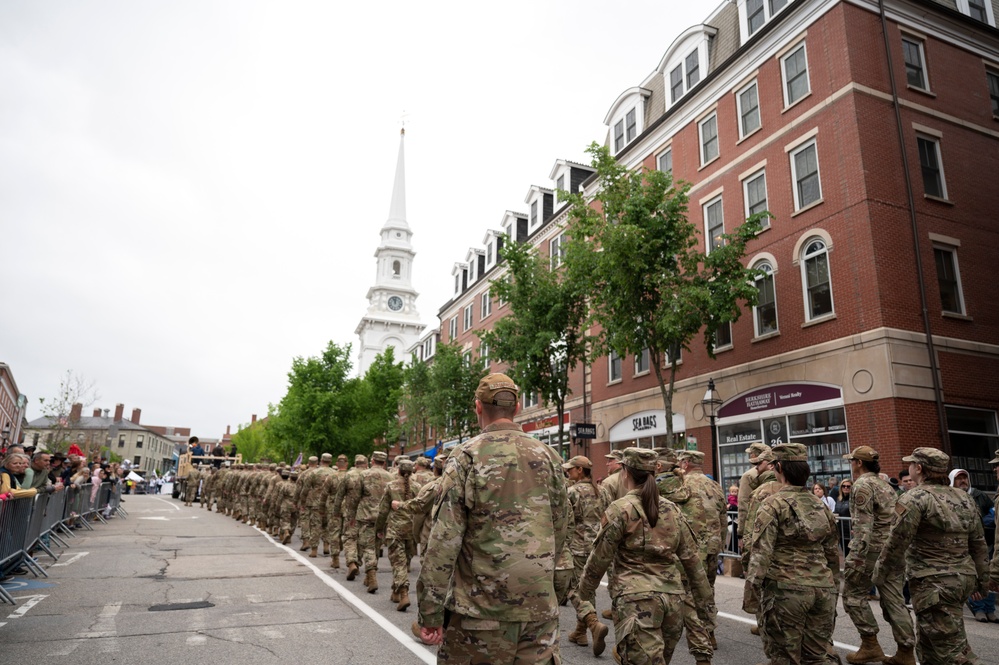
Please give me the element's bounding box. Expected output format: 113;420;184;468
148;601;214;612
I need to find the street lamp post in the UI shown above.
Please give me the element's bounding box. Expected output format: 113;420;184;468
398;432;408;458
701;378;723;483
1;422;10;453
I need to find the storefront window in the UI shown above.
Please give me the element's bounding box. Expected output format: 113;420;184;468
947;406;998;491
613;433;687;451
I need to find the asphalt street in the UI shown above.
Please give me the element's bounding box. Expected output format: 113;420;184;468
1;494;996;664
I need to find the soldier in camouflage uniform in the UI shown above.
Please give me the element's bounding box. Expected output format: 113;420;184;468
738;443;773;568
347;450;392;592
677;450;727;650
321;454;349;568
416;373;569;664
600;449;626;510
200;466;215;510
873;447;988;665
840;446;915;665
278;469;297;543
293;457;319;550
577;447;712;665
747;443;841;665
562;455;610;654
184;464;202;507
305;454;335;557
740;449;777;639
376;457;418;611
336;454;368;580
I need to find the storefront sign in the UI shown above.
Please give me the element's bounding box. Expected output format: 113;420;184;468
572;423;597;439
522;413;569;433
718;383;842;419
609;410;686;442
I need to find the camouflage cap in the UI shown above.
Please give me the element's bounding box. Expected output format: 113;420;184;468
656;448;679;468
562;455;592;470
755;449;776;463
747;443;773;464
621;447;659;472
415;456;432;468
321;453;333;462
902;447;949;473
397;458;414;472
604;450;625;462
474;373;519;407
289;470;299;478
269;463;277;471
990;449;999;465
843;445;879;462
337;454;348;462
354;454;368;464
677;450;705;464
371;451;388;463
280;469;290;478
773;442;808;461
308;456;319;463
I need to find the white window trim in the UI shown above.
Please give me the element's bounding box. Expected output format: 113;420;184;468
956;0;996;27
657;145;673;173
608;350;623;384
663;42;710;109
780;42;811;110
698;112;720;167
713;320;734;353
752;260;779;338
449;316;458;341
479;343;490;367
736;79;761;140
523;392;539;409
916;134;949;200
550;234;565;269
799;236;835;322
932;243;967;315
901;34;931;93
485;240;496;269
742;169;769;226
738;0;793;44
481;290;492;320
634;348;650;377
703;195;725;254
789;139;822;212
463;304;473;332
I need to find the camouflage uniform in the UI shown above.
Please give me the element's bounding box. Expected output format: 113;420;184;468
677;450;727;644
577;448;712;665
565;472;602;622
294;459;318;548
278;472;297;542
841;446;914;659
348;451;392;584
184;466;201;506
742;465;778;635
738;443;772;571
873;447;988;665
747;443;841;665
322;460;348;566
600;467;625;511
991;449;999;590
336;456;367;574
416;412;569;665
307;458;335;553
201;468;215;510
376;459;418;606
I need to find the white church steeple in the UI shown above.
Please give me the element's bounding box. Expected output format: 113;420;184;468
354;129;423;376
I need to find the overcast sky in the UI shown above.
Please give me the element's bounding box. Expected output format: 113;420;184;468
1;0;710;437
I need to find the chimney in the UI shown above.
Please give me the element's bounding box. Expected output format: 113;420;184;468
131;408;141;425
225;425;231;436
70;403;83;423
114;403;124;422
92;408;101;417
251;414;257;424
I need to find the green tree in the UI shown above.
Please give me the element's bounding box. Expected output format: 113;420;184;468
428;343;484;444
566;143;766;442
399;357;433;453
342;348;406;455
37;370;102;455
477;234;591;457
230;417;278;463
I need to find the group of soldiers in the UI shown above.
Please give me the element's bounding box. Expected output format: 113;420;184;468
179;435;998;665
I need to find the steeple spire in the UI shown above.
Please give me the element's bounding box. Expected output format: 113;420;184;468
385;128;409;230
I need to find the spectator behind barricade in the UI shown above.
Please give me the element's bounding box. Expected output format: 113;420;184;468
727;484;739;510
70;467;91;487
899;470;914;491
827;475;840;502
48;453;66;484
189;436;204;458
813;483;835;510
833;478;852;554
24;453;61;493
1;453;39;499
950;468;998;623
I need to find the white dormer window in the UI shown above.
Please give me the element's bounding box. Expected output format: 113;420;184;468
454;274;460;295
529;199;540;232
739;0;790;42
556;174;565;194
658;26;714;109
486;239;496;268
958;0;996;25
604;87;652;155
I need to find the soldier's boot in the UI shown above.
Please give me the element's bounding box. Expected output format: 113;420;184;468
396;586;410;612
847;635;886;664
612;645;621;665
281;530;291;545
710;631;717;649
346;562;359;580
585;612;608;657
601;608;613;620
323;543;330;555
364;569;378;593
882;645;915;665
330;553;340;569
299;543;309;552
390;587;400;604
309;546;318;558
411;622;421;640
567;620;588;646
750;624;760;636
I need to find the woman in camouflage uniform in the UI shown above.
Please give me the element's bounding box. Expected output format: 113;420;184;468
576;447;712;665
376;457;417;612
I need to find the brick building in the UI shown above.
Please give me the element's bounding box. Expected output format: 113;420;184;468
424;0;999;491
0;363;28;453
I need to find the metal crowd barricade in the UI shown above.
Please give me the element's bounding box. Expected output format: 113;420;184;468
722;509;854;570
0;497;35;604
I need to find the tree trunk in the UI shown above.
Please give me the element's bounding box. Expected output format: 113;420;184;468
650;348;674;445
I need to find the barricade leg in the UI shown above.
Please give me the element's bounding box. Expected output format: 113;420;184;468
34;539;59;562
0;585;15;606
21;552;48;578
48;530;69;549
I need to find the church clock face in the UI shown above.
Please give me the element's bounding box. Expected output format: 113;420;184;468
387;295;404;312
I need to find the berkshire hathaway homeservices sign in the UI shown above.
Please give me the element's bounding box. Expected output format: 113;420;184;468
718;383;842;419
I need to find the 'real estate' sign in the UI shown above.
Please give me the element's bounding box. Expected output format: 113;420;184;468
718;383;842;419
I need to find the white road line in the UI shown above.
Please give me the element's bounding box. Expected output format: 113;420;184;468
256;526;436;665
48;641;81;656
260;628;285;639
7;595;47;618
717;611;859;653
151;496;181;512
52;551;90;567
186;635;207;646
75;601;122;653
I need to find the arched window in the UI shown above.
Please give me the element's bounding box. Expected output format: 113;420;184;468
392;260;401;277
753;261;778;337
801;238;833;320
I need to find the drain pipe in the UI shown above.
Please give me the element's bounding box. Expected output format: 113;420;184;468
877;0;951;452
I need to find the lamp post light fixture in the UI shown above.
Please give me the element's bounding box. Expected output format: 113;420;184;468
398;432;408;457
701;378;723;482
1;422;11;451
